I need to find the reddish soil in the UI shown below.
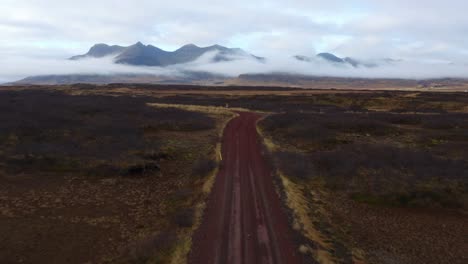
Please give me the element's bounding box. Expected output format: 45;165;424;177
189;112;301;264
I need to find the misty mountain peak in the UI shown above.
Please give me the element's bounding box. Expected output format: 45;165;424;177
90;43;109;49
317;53;345;63
344;57;360;67
127;41;152;50
293;52;400;68
179;43;200;49
87;43;111;55
69;43;125;60
294;55;312;62
209;44;225;49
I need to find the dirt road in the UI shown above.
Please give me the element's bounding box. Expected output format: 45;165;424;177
189;112;301;264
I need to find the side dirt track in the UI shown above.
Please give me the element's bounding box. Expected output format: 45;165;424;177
189;112;301;264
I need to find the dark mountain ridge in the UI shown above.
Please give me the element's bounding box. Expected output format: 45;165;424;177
70;42;264;66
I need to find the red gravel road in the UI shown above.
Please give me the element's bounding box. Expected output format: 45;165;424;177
189;112;301;264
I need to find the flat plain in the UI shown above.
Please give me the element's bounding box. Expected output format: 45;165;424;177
0;84;466;264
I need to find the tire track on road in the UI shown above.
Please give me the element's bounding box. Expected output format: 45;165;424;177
189;112;301;264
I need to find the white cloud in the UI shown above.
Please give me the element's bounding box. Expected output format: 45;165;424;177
185;52;468;79
3;50;468;83
1;0;468;81
0;56;180;82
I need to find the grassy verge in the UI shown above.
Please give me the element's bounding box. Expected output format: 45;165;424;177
258;124;363;263
148;103;237;264
258;106;467;264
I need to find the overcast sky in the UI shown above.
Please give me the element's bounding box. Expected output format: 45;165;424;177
2;0;468;82
1;0;467;60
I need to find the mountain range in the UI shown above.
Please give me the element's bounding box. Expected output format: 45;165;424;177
66;41;406;71
70;42;396;69
6;42;405;85
70;42;265;66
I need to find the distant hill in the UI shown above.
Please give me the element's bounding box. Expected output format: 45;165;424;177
70;42;264;66
10;73;468;92
11;71;229;85
294;52;397;68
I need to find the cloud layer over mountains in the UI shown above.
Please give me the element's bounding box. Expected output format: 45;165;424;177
1;1;468;82
3;41;468;83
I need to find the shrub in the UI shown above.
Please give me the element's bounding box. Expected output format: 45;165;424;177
173;208;195;227
125;231;177;263
276;151;316;180
121;162;160;177
191;159;217;177
0;90;216;175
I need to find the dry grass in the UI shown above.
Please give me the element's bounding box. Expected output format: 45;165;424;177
256;91;468;264
148;103;237;264
149;102;248;115
258;124;346;263
279;173;336;263
258;122;368;264
169;153;218;264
